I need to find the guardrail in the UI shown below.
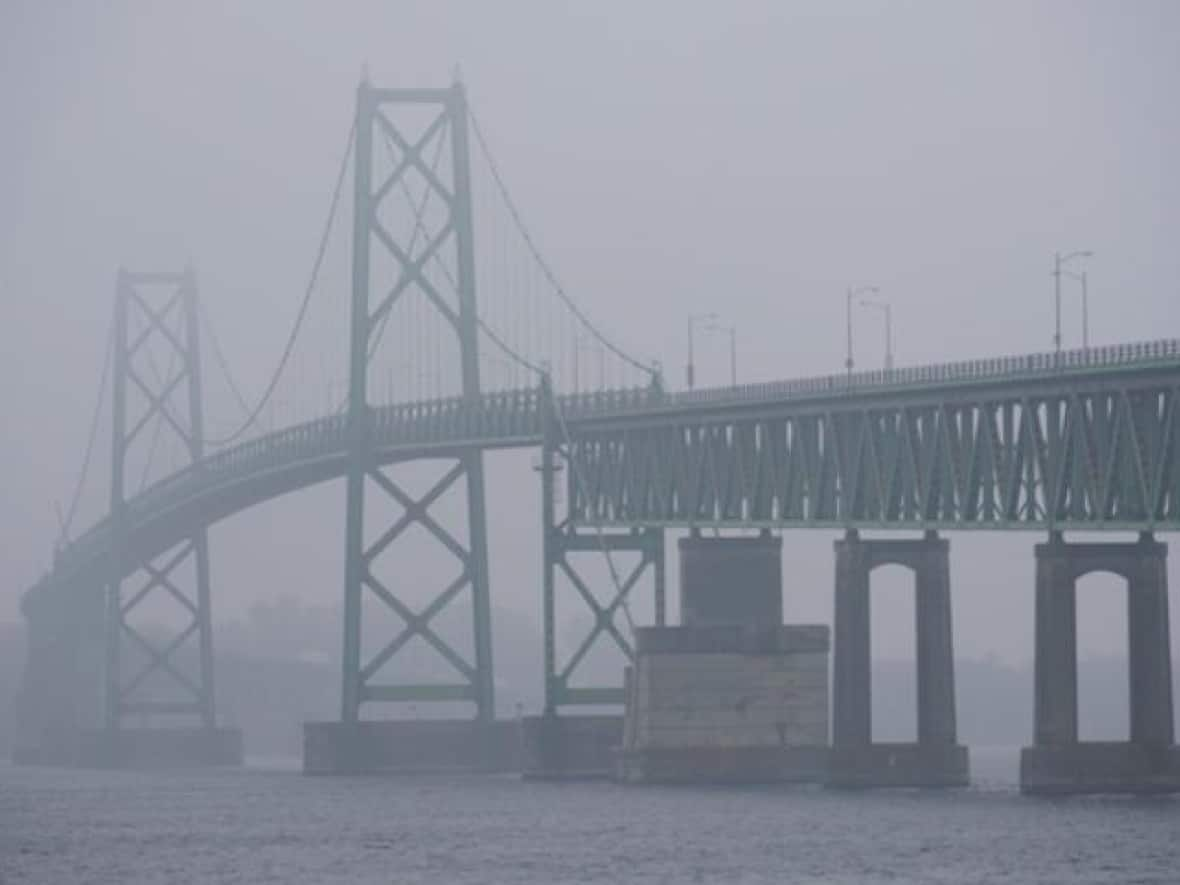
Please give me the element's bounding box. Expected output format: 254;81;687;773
667;338;1180;409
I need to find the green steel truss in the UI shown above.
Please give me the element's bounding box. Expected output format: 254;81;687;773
106;268;215;729
540;383;665;713
565;373;1180;531
340;81;494;723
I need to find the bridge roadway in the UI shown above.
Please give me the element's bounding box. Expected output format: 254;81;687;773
25;337;1180;609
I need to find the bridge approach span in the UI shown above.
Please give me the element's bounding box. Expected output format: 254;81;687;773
25;338;1180;612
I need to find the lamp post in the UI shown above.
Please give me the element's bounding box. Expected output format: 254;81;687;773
1064;269;1090;350
859;298;893;370
846;285;879;381
706;322;737;387
1053;250;1093;357
686;312;718;390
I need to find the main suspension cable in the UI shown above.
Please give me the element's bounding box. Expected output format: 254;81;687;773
198;298;255;421
375;120;545;383
55;313;115;551
201;117;355;446
467;104;658;382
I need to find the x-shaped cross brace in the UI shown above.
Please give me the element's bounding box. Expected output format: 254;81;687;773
556;555;647;686
358;462;476;686
116;542;204;706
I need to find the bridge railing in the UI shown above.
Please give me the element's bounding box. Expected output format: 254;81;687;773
664;338;1180;410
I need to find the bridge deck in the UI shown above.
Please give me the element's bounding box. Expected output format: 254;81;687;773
28;338;1180;606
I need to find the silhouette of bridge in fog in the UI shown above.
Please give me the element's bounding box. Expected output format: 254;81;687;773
16;81;1180;792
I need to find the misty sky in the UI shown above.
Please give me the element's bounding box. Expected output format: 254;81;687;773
2;1;1178;677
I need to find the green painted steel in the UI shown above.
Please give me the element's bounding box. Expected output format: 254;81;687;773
103;268;217;731
33;340;1180;603
540;376;667;712
567;343;1180;532
339;80;496;725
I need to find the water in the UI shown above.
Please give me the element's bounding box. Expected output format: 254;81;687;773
2;749;1178;884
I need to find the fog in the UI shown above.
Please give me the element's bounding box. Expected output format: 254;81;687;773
2;0;1179;678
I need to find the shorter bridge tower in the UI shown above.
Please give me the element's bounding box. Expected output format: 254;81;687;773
100;268;240;765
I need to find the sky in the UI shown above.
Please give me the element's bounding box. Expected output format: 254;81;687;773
1;0;1178;681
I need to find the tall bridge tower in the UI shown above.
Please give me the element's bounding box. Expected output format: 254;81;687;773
339;80;495;725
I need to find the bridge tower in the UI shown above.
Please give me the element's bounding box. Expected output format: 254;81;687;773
520;377;667;779
102;268;240;765
335;80;496;735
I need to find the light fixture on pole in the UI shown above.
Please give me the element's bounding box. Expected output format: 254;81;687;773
1052;250;1093;358
705;322;737;387
846;285;879;380
1063;268;1090;350
859;297;893;371
686;312;718;390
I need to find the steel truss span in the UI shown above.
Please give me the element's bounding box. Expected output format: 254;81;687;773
566;343;1180;532
29;339;1180;613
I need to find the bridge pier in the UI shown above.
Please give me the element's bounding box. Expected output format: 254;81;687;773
1020;533;1180;794
828;530;968;788
615;531;831;784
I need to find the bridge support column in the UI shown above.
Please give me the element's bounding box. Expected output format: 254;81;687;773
1020;534;1180;795
82;268;241;768
678;531;782;626
524;380;666;780
305;80;507;775
617;532;830;784
828;531;968;788
12;580;105;764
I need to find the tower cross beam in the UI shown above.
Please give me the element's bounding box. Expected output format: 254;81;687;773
374;110;453;204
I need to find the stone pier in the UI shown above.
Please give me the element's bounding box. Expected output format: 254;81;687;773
616;624;830;783
828;530;968;788
678;532;783;626
616;531;830;783
1020;534;1180;795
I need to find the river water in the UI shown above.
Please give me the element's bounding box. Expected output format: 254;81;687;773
2;749;1177;884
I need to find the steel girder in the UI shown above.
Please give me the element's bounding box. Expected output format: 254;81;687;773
106;268;215;729
341;81;495;723
541;383;665;713
565;379;1180;531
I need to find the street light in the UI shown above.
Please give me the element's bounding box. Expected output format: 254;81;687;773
859;298;893;370
1063;268;1090;350
846;285;879;380
705;322;737;387
686;312;718;390
1053;250;1093;357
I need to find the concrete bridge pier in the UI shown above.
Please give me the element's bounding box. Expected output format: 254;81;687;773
11;581;104;765
1020;533;1180;794
828;530;969;788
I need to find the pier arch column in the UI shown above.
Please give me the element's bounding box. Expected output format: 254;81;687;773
828;530;968;788
1020;533;1180;794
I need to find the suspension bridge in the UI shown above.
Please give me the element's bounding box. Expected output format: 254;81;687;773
14;80;1180;792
